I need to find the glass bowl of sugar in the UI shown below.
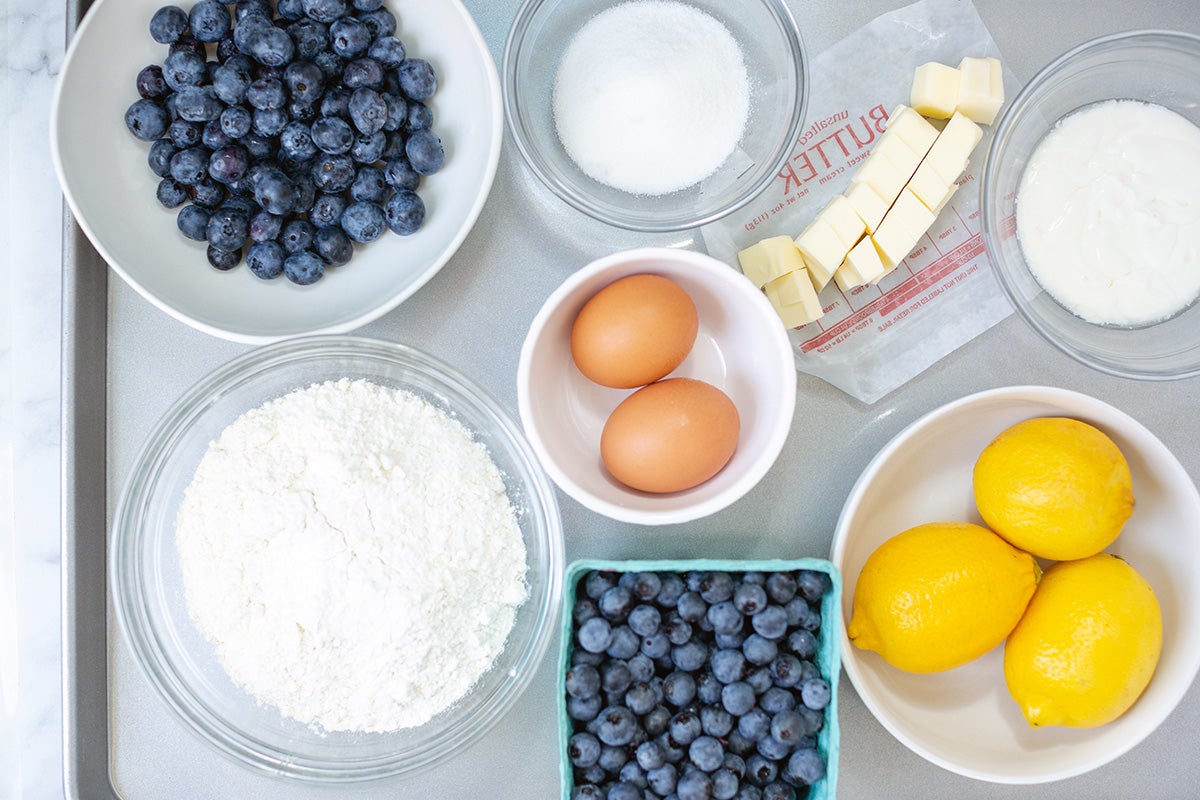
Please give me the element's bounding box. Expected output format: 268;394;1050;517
503;0;808;232
981;29;1200;380
110;335;564;782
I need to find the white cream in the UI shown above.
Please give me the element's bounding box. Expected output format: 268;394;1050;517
1016;100;1200;326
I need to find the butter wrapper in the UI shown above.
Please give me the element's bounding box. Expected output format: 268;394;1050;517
702;0;1019;404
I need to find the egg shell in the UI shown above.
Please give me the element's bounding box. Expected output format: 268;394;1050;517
570;273;699;389
601;378;740;494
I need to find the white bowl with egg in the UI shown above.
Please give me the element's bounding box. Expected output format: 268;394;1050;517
517;247;796;525
832;385;1200;783
110;336;564;781
981;29;1200;379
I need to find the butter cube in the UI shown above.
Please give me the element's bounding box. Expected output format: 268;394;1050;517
764;269;824;328
921;112;983;184
879;105;939;158
933;181;959;214
843;181;890;233
795;217;847;291
851;149;910;210
819;194;867;250
871;187;936;269
957;56;1004;124
910;62;961;119
835;236;887;290
737;235;808;288
906;159;954;213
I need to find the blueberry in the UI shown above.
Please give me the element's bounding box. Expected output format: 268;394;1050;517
746;666;773;694
240;132;277;161
786;629;818;661
699;572;735;604
308;192;347;228
606;625;640;660
169;147;209;185
799;678;830;711
706;601;743;636
668;709;701;746
710;648;747;684
288;19;328;60
769;710;805;747
349;165;388;203
571;785;603;800
147;139;177;177
208;146;251;185
759;686;796;714
567;693;602;723
233;11;273;52
136;65;169;100
700;705;733;738
252;169;297;214
568;731;602;768
356;7;396;38
175;86;224;122
720;681;755;716
314;226;353;265
311;116;355;155
670;640;708;673
176;203;210;240
696;671;724;705
283;250;324;285
329;16;370;58
769;654;802;688
605;782;641;800
737;707;771;742
619;761;648;790
278;121;317;161
626;604;662;638
660;670;695;708
746;758;780;790
301;0;348;23
202;120;234;150
636;739;666;771
248;209;283;242
247;25;296;68
169;35;207;60
189;0;231;42
676;592;707;623
352;0;384;9
405;129;443;175
381;129;408;160
733;583;769;615
573;597;600;624
343;57;385;89
348;87;388;135
235;0;274;22
292;175;317;214
752;606;788;640
311;154;357;192
677;769;713;800
783;748;824;787
313;49;346;81
716;630;747;650
396;57;437;100
597;585;635;622
596;706;637;747
245;76;284;111
246;241;284;279
742;633;778;666
713;769;740;800
207;244;242;270
689;735;725;773
125;99;169;141
624;681;657;715
320;85;353;118
726;730;757;759
385;185;425;237
219;106;253;139
375;92;406;132
149;5;188;43
574;615;616;655
206;205;250;251
566;663;601;700
663;613;692;646
785;597;821;632
367;35;405;69
383;157;420;191
626;653;655;683
284;60;325;106
252;107;289;137
350;130;387;163
796;571;831;603
276;0;305;19
765;573;798;604
191;178;227;208
647;764;678;797
161;50;206;92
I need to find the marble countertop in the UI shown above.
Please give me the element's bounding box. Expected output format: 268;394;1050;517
7;1;1199;798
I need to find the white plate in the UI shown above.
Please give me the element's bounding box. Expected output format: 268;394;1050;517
831;385;1200;784
50;0;501;343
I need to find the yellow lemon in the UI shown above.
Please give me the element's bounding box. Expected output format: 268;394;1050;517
1004;553;1162;728
848;521;1039;673
973;417;1134;561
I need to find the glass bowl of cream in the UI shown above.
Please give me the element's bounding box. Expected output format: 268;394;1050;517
502;0;808;232
981;29;1200;380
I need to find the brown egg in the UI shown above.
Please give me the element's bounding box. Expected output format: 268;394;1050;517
601;378;740;493
570;274;699;389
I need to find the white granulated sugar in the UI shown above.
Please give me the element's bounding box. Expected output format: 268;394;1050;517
552;0;751;195
175;378;529;733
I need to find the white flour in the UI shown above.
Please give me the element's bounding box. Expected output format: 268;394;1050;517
175;378;529;733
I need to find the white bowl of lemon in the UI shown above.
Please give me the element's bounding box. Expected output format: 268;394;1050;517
831;385;1200;784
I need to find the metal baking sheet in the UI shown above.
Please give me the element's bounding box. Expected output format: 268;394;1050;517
62;0;1200;798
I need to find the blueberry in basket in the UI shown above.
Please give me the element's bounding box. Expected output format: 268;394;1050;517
124;0;446;285
564;567;836;800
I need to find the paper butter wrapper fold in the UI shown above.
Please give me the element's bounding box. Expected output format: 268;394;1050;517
702;0;1019;404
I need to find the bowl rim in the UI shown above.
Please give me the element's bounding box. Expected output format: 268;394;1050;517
516;247;798;525
501;0;810;233
980;28;1200;381
49;0;504;345
830;384;1200;784
109;334;565;782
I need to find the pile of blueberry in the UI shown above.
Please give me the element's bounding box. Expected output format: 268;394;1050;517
123;0;444;285
565;569;834;800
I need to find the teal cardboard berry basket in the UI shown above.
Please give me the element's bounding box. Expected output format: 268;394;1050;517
558;558;841;799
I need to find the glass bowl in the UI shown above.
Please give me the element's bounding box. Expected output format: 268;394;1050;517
110;336;564;782
981;30;1200;379
502;0;808;232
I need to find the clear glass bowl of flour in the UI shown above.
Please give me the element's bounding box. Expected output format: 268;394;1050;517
503;0;808;232
111;336;565;782
981;30;1200;380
